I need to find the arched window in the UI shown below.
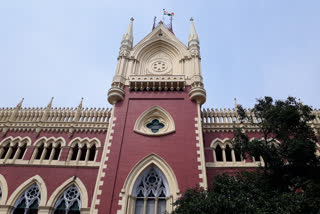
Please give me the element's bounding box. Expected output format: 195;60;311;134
215;145;223;162
12;184;40;214
0;185;2;201
53;185;81;214
133;167;169;214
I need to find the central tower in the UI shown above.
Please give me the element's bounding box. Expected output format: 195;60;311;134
93;18;207;214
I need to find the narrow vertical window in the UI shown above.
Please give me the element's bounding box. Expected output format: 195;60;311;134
88;145;96;161
80;145;87;161
71;144;79;161
9;144;18;159
35;143;44;160
215;145;223;162
225;145;232;162
53;143;61;160
45;143;53;160
18;144;27;159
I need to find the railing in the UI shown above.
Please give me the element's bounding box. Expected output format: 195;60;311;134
201;108;320;131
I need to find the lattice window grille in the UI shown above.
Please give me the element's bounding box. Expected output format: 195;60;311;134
12;184;40;214
133;167;169;198
54;185;81;211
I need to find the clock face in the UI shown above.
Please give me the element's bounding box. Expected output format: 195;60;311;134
152;61;168;72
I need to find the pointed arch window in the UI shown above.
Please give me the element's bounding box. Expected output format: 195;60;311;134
53;185;81;214
133;167;169;214
53;144;61;160
0;143;10;159
0;185;2;201
215;145;223;162
12;184;40;214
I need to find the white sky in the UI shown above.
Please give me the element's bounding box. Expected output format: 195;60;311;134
0;0;319;110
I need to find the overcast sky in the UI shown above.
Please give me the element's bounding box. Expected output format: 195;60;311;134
1;0;319;110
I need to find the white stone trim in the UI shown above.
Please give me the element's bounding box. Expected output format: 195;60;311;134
6;175;47;207
90;106;116;214
195;103;207;189
0;174;8;205
116;153;180;214
46;176;89;210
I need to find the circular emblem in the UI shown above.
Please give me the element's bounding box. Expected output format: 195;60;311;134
152;61;168;72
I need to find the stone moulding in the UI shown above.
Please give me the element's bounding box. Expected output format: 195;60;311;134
134;106;175;136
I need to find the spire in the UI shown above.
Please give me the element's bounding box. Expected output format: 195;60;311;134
74;97;83;122
16;97;24;109
188;17;199;45
121;17;134;49
9;98;24;121
41;97;54;122
234;98;238;109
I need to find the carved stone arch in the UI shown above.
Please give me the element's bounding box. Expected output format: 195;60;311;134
210;138;224;149
224;138;233;148
46;176;89;210
134;105;175;136
68;137;101;148
118;153;180;214
133;40;185;76
0;174;8;205
34;137;66;147
0;136;32;147
6;175;47;207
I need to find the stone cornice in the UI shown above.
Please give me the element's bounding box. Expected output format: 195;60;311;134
0;107;112;137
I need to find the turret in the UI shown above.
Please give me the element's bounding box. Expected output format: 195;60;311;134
188;18;206;105
108;18;134;105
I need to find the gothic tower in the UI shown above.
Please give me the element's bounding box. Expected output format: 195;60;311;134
91;18;208;213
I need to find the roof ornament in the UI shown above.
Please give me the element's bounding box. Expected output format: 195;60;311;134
41;97;54;122
188;17;199;44
234;98;238;109
74;97;84;122
9;98;24;122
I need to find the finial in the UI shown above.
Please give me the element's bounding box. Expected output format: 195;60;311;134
130;17;134;21
78;97;84;108
234;98;238;108
47;97;54;108
188;17;199;45
16;97;24;108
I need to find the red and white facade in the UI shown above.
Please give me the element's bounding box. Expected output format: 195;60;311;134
0;18;319;214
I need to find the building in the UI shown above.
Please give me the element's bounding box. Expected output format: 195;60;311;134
0;18;319;214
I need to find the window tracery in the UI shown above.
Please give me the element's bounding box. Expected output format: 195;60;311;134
11;184;40;214
133;167;169;214
134;106;175;136
53;185;81;214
